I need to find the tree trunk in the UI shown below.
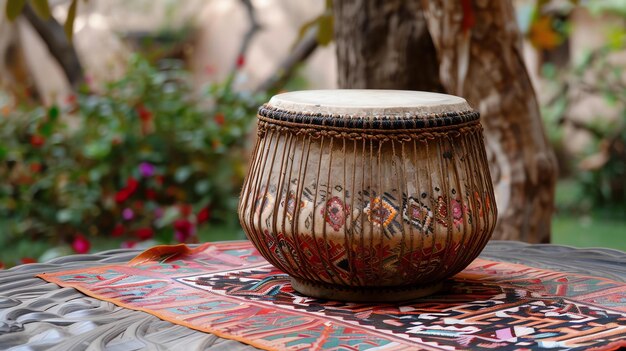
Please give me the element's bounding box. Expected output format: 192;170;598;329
333;0;557;243
334;0;442;91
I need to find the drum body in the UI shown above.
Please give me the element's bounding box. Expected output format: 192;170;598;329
238;90;497;301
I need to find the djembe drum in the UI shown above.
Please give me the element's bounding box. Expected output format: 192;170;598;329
238;89;497;302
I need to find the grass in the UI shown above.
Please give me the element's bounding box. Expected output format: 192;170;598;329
552;213;626;251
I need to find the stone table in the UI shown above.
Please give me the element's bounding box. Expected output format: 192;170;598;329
1;241;625;350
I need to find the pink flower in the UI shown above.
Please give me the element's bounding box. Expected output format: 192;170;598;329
122;208;134;220
139;162;155;178
154;207;164;219
72;234;91;254
174;219;194;242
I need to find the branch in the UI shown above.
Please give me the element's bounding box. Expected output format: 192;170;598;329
225;0;261;89
22;3;84;89
255;25;319;94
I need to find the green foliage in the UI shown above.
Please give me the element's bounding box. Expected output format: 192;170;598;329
6;0;26;20
0;56;265;266
64;0;77;40
539;5;626;213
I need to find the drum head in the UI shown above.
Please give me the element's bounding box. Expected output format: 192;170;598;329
267;89;471;117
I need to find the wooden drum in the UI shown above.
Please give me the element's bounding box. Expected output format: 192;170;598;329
238;89;497;302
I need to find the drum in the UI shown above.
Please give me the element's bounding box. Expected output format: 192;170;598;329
238;89;497;301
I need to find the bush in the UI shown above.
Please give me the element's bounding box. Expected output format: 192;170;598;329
0;56;265;266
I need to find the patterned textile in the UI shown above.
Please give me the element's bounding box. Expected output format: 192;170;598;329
38;241;626;351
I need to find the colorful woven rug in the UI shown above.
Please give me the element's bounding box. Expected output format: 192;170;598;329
38;241;626;351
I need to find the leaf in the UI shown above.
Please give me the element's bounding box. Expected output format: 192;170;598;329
56;208;73;223
48;105;59;121
40;122;54;137
174;166;192;183
528;16;562;50
154;206;180;228
295;16;318;48
29;0;51;19
316;14;334;46
64;0;77;41
6;0;26;21
194;179;211;195
83;141;111;159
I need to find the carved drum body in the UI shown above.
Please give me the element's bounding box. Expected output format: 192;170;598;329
239;90;497;301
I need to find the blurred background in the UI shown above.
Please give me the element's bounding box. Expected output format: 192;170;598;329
0;0;624;267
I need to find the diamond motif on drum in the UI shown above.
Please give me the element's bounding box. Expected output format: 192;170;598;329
321;196;349;231
402;197;433;233
364;196;397;228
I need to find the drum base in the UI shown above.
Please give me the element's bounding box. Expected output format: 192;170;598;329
290;277;443;302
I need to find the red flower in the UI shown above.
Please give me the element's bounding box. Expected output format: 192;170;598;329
174;219;194;242
126;177;139;193
133;200;144;211
121;241;136;249
135;227;154;240
30;162;42;173
111;224;125;237
0;261;4;269
115;177;139;203
214;112;225;126
174;218;192;233
115;189;131;203
30;135;45;147
197;206;211;224
20;257;37;264
136;104;153;122
166;186;178;197
145;188;157;200
72;234;91;254
235;54;245;69
155;175;164;185
179;203;193;217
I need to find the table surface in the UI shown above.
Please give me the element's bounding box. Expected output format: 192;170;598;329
1;241;625;351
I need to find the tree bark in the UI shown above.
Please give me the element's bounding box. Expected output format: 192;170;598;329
22;3;84;89
334;0;443;91
333;0;557;243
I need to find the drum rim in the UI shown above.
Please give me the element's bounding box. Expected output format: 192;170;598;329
258;104;480;131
